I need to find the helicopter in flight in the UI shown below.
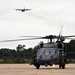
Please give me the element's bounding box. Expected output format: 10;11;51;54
0;33;75;69
15;7;31;12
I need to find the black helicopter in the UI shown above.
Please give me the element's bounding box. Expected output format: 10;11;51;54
0;34;75;69
24;34;75;69
30;35;68;69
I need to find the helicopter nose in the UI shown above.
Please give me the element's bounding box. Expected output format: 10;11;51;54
51;55;53;58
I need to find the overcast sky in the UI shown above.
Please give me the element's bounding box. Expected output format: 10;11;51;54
0;0;75;49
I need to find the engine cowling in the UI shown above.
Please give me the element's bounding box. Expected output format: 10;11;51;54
57;43;64;48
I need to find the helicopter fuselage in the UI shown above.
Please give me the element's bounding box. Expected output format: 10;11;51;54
31;42;67;69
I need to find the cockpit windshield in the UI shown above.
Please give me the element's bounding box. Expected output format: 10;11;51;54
37;48;57;56
44;49;50;56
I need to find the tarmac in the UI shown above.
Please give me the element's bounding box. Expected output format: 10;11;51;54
0;64;75;75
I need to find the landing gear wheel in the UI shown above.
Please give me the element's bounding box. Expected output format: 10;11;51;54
62;65;65;69
59;65;62;68
36;65;40;69
59;64;65;69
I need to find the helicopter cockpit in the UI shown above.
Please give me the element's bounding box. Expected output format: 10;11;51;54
36;43;59;61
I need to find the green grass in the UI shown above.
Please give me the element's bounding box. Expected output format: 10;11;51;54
67;59;75;63
0;58;75;64
0;59;32;64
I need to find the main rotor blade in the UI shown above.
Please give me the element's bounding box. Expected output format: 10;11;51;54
59;25;63;36
63;35;75;37
1;34;75;42
0;35;57;42
0;37;42;42
64;37;75;40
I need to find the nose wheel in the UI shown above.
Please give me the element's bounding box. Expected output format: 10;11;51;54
59;64;65;69
36;65;40;69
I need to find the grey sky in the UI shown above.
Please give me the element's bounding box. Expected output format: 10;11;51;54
0;0;75;49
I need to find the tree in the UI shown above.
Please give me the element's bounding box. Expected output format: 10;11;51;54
16;44;25;58
66;40;75;59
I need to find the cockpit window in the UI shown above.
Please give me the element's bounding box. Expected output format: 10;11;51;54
37;48;58;57
37;49;44;55
44;49;49;56
49;48;56;55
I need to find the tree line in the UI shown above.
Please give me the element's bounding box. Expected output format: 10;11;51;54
0;40;75;63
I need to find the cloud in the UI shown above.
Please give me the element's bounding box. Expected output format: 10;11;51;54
0;0;75;48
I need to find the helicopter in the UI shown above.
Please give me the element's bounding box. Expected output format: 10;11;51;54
0;34;75;69
27;34;75;69
30;35;68;69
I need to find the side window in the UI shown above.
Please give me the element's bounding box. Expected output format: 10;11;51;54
37;49;44;55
